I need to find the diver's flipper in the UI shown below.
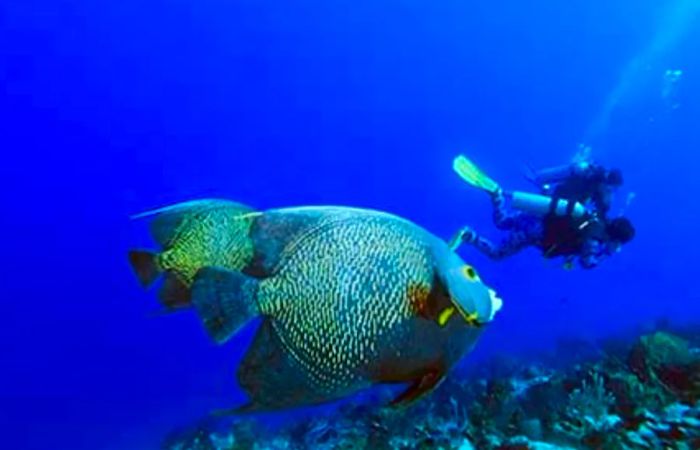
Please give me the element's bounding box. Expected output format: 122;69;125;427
453;155;500;194
131;199;256;247
388;365;447;407
191;267;260;344
236;319;326;412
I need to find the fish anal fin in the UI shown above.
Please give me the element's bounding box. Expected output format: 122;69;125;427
210;401;280;416
209;404;254;417
237;319;326;411
191;267;260;344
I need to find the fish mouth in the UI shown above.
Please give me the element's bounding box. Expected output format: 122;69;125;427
487;289;503;321
452;288;502;327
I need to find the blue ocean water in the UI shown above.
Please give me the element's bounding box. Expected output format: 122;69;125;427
1;0;698;448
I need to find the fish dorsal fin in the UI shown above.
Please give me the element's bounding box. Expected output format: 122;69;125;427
131;199;256;248
244;209;345;277
245;206;408;278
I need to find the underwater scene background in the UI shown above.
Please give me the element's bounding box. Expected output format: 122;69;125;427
2;0;700;448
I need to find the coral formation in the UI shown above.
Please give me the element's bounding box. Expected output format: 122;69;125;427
163;325;700;449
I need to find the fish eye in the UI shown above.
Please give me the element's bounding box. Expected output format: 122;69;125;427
461;265;478;281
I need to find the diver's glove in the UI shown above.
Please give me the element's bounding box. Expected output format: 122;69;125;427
449;226;477;251
491;187;506;203
563;257;575;271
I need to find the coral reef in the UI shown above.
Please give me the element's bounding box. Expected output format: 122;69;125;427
163;325;700;449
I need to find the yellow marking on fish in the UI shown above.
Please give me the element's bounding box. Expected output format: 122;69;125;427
464;311;482;328
438;306;455;327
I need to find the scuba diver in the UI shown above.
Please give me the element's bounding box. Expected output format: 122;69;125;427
526;152;624;218
450;155;635;270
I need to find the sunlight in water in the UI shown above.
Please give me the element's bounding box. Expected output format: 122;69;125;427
582;0;700;146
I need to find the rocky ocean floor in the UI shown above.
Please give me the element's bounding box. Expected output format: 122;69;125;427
164;324;700;450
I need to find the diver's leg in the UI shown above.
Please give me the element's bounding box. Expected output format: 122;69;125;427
491;189;522;230
483;212;545;259
484;231;532;260
450;226;495;256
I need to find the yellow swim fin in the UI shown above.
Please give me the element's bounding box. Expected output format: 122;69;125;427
453;155;500;194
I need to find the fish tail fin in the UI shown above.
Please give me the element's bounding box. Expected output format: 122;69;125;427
158;273;192;310
129;250;192;310
191;267;261;344
453;155;500;194
128;250;162;288
236;319;325;411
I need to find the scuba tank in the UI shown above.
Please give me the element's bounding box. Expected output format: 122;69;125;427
510;191;587;219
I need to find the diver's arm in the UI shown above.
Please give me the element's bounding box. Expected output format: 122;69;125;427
486;235;531;260
578;238;604;269
592;186;613;216
449;226;528;260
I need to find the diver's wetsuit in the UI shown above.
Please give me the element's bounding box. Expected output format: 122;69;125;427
454;190;611;269
467;190;544;259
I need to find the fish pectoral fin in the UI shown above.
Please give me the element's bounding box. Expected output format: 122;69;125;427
388;366;446;408
191;267;261;344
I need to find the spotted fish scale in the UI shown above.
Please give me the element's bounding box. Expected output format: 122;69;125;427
130;201;501;412
160;209;257;285
258;211;435;395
